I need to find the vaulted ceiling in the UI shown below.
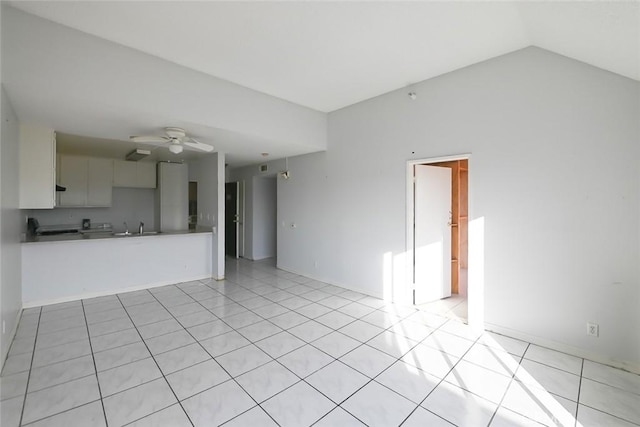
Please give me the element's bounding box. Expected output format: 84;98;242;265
3;2;639;166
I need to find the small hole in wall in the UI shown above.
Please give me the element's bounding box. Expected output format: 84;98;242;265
411;151;415;154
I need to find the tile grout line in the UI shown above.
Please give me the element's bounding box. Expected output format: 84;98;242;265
574;358;585;427
113;291;197;427
81;299;110;427
17;306;43;427
144;285;283;427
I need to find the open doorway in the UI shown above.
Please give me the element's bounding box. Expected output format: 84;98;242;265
225;182;239;258
409;156;469;320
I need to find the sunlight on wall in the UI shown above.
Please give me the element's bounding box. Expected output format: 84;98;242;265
383;250;412;305
468;216;485;331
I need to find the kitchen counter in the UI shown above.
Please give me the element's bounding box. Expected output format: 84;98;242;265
22;230;214;306
23;228;211;243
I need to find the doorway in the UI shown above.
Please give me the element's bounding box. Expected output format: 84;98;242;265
225;182;239;258
409;155;469;319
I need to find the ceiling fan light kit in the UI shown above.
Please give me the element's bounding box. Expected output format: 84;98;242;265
130;127;214;154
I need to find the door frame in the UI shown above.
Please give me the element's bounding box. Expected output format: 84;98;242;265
406;154;472;309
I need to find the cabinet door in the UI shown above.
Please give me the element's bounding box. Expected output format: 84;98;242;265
113;160;137;187
136;162;157;188
87;158;113;206
19;125;56;209
58;155;88;206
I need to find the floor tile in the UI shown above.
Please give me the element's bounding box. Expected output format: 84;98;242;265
439;319;483;341
103;378;177;427
401;343;460;378
94;341;151;372
36;325;89;350
314;407;366;426
85;307;128;325
387;319;434;342
421;330;474;358
25;401;106;427
126;404;192;427
87;317;134;337
517;359;581;401
312;331;361;358
315;311;356;329
166;301;205;318
235;361;299;402
444;360;512;404
182;380;255;427
154;343;212;375
342;380;416;427
581;360;640;395
277;344;334;378
375;360;440;404
22;375;100;425
262;380;335;427
215;344;272;377
367;330;418;358
89;328;141;353
360;310;402;329
28;355;95;392
176;310;218;328
136;319;184;340
223;406;278;427
1;352;33;376
317;295;352;309
340;344;396;378
288;320;333;342
187;319;233;341
338;320;385;342
402;407;455;427
32;339;91;368
0;395;23;427
144;329;195;355
579;378;640;424
1;371;29;401
461;342;520;377
255;331;306;358
279;296;313;310
9;336;36;356
166;359;230;400
223;311;264;329
577;404;639;427
500;379;577;427
268;311;309;329
490;406;545;427
252;303;291;319
97;357;162;397
306;360;369;404
295;303;334;319
337;302;376;319
523;345;583;375
236;320;282;342
199;330;250;357
421;381;496;427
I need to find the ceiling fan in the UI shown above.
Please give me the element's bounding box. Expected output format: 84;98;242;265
130;127;214;154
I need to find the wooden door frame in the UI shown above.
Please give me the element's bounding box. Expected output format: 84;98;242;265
406;154;471;307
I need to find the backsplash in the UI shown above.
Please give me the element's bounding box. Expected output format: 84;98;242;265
27;188;156;233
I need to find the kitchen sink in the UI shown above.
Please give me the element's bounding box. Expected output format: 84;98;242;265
112;231;160;237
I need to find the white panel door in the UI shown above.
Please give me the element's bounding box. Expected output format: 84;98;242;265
414;164;452;304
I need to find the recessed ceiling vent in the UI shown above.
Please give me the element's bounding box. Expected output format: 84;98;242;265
259;164;268;172
126;148;151;161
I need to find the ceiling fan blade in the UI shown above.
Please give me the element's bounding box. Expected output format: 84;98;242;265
130;135;169;144
183;139;214;152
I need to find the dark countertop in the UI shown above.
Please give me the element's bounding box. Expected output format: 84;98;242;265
23;228;212;243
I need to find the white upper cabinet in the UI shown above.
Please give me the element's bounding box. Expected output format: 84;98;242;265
19;124;56;209
57;155;113;207
113;160;156;188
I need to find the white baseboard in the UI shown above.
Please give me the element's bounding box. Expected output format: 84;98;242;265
485;322;640;375
22;275;212;309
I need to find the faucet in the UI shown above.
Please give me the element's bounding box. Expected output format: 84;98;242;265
123;222;129;235
138;221;144;235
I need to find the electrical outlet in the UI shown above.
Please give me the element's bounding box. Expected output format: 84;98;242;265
587;322;599;337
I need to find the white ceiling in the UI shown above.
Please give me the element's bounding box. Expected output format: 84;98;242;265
4;1;639;166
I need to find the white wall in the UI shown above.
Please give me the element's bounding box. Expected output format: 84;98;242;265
252;176;277;260
277;47;640;370
0;85;23;368
189;152;225;279
28;188;155;232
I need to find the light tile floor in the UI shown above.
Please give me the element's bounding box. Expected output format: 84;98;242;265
1;258;639;426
